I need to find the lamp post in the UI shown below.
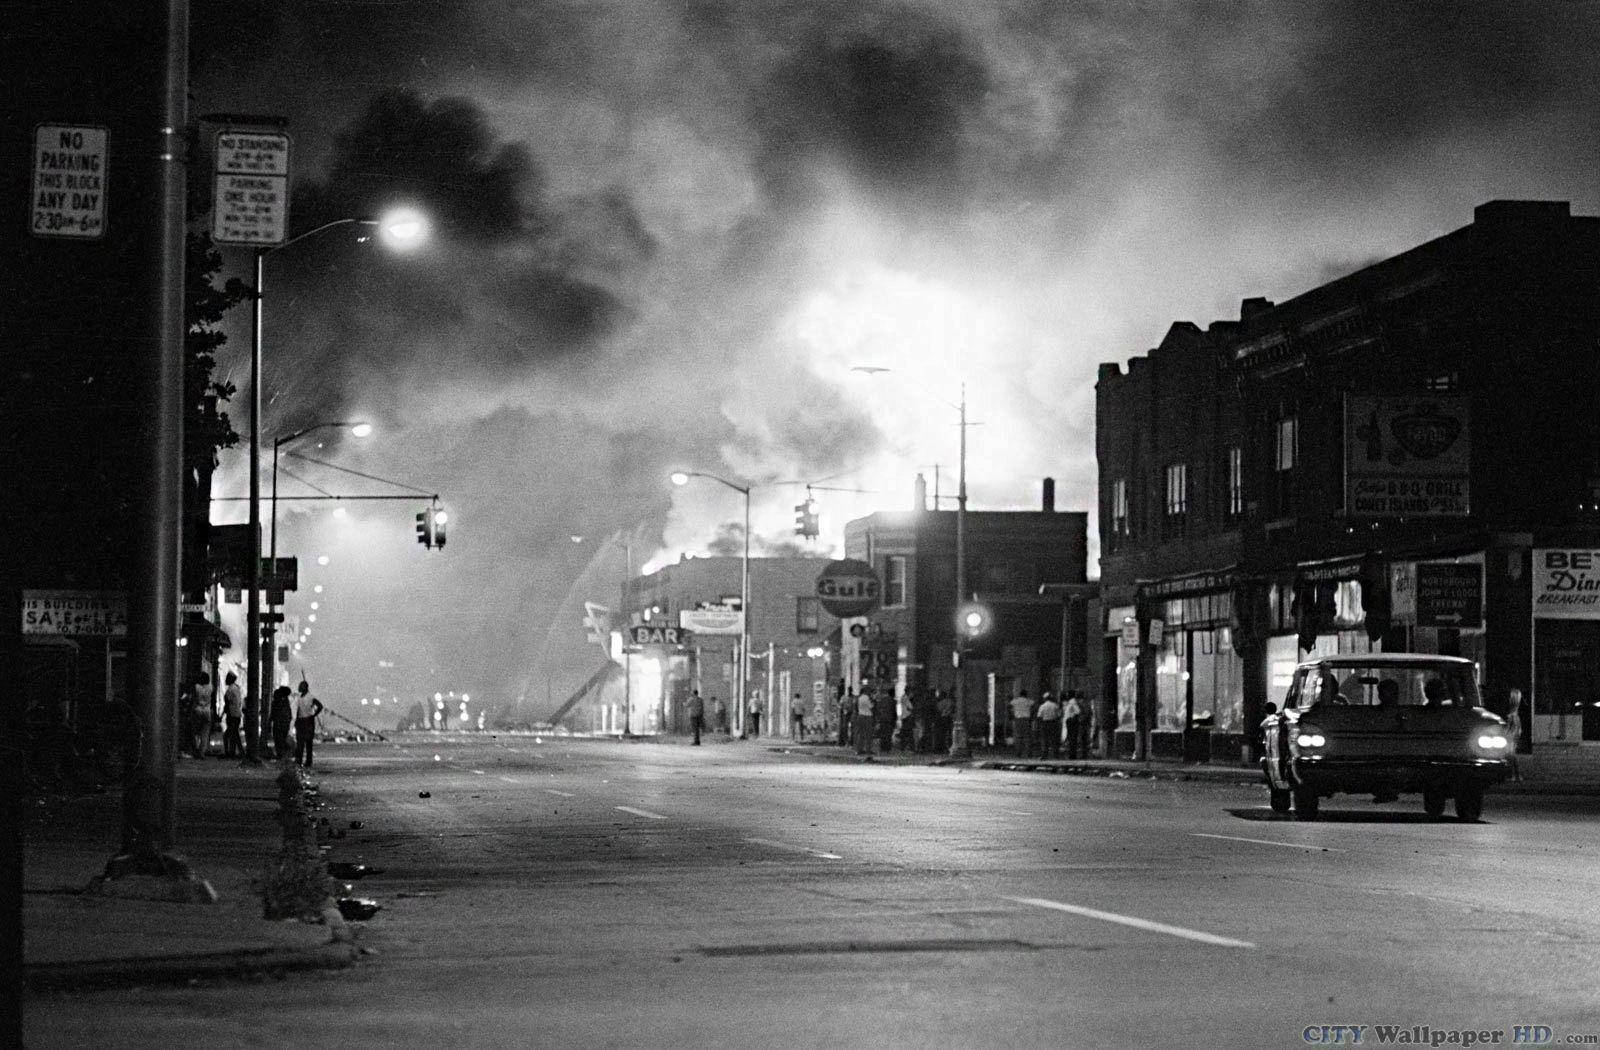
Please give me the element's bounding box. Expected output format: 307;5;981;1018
671;470;751;738
246;211;426;762
851;368;974;758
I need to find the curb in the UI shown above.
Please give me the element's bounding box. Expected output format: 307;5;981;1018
25;943;360;993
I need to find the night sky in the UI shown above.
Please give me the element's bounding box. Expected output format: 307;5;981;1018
191;1;1600;719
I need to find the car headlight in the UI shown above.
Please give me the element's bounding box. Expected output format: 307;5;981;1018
1295;732;1326;748
1476;733;1509;750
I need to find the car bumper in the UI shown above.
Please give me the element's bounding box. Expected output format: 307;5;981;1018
1291;756;1509;793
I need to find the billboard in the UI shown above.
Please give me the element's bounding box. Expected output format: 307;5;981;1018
1344;395;1470;517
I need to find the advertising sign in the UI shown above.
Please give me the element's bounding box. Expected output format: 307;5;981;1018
679;607;743;635
212;130;290;245
628;625;694;647
22;590;127;637
816;559;881;618
1415;563;1483;628
1344;395;1470;517
31;124;107;239
1533;549;1600;620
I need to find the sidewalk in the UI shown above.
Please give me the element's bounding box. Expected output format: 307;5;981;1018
24;758;358;992
759;738;1600;795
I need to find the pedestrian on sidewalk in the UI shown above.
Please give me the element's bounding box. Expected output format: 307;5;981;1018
221;672;243;758
183;673;215;759
1505;687;1524;781
934;690;954;752
839;688;854;747
854;687;875;755
747;699;762;737
293;681;324;769
713;697;728;735
791;692;807;740
688;690;706;745
1062;690;1084;760
269;684;293;760
875;689;897;753
1008;689;1034;758
1037;692;1062;760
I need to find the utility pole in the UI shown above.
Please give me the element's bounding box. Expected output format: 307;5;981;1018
950;384;972;759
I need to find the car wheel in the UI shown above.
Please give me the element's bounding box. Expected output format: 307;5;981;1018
1269;787;1291;813
1292;785;1320;820
1422;788;1448;820
1455;786;1484;823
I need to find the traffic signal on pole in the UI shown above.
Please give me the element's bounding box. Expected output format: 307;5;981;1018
416;509;434;548
432;508;448;549
794;499;819;539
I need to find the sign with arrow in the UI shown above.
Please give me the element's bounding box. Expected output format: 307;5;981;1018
1415;562;1482;629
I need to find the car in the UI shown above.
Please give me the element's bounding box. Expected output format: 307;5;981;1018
1260;653;1511;821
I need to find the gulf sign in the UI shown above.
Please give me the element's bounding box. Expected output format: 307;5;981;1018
816;559;881;618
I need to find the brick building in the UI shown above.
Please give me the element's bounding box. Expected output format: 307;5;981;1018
1097;200;1600;772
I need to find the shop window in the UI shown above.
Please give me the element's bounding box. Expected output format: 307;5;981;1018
796;597;820;634
883;555;907;608
1276;417;1298;471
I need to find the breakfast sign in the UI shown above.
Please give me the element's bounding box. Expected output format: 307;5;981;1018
1344;395;1470;518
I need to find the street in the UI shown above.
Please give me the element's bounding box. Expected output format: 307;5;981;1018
25;738;1600;1049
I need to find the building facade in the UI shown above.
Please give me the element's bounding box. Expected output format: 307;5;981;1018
1097;200;1600;771
843;480;1091;743
610;555;842;738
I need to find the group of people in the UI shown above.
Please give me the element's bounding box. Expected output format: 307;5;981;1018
833;685;957;756
179;673;325;768
1007;689;1090;760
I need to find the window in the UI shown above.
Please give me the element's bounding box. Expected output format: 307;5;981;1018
1164;463;1187;540
795;597;820;634
884;555;907;608
1276;416;1298;472
1111;478;1129;537
1226;445;1244;520
1425;372;1459;392
1165;463;1187;516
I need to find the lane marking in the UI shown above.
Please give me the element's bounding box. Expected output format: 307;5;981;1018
615;805;666;820
1191;833;1344;853
742;837;843;860
545;789;575;798
1004;896;1257;949
499;776;518;784
471;769;485;776
1000;809;1033;816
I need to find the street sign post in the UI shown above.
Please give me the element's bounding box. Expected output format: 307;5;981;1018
212;130;289;246
31;124;108;239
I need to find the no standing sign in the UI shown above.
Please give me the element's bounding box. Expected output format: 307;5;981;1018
212;130;289;246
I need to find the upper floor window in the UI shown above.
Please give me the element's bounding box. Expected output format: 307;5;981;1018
1111;478;1129;537
1425;372;1459;392
883;555;907;608
1276;416;1298;472
1227;445;1244;520
1165;463;1188;516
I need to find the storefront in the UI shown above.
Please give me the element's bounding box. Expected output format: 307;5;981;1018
1532;549;1600;744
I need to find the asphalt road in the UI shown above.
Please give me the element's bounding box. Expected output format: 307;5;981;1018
28;737;1600;1049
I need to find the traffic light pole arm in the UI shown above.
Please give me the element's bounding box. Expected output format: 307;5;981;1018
677;469;750;496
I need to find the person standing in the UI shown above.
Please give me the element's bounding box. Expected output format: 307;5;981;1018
1036;692;1063;760
293;681;325;770
1008;689;1034;758
839;689;854;747
791;692;807;740
747;699;762;738
1062;690;1084;760
221;672;243;759
688;690;706;746
269;684;293;760
1505;687;1524;780
712;697;728;735
854;687;875;756
934;690;954;752
875;690;896;754
184;673;215;759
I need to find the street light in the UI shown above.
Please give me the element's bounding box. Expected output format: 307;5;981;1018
851;366;974;759
246;209;427;762
672;470;752;738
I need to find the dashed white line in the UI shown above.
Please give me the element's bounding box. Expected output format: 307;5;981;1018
1191;833;1344;853
615;805;666;820
1004;896;1257;949
471;770;485;776
499;777;518;784
545;789;575;798
742;837;842;860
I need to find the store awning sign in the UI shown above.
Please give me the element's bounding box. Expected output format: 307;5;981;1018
1533;549;1600;620
679;607;743;635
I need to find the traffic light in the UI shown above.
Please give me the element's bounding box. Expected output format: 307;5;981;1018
415;508;434;548
431;508;448;548
957;602;993;639
794;499;819;539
